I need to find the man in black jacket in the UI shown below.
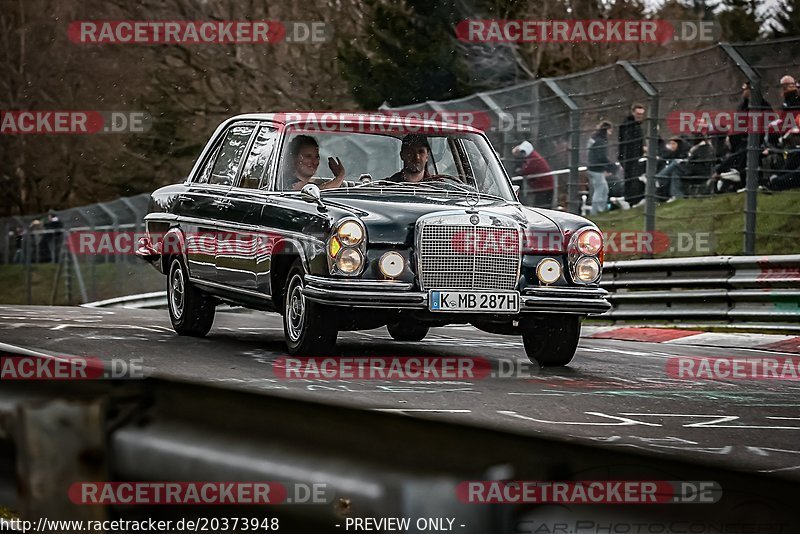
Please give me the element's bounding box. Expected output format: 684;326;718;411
618;103;646;206
781;75;800;111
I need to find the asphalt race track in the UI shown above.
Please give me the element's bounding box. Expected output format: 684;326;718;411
2;305;799;481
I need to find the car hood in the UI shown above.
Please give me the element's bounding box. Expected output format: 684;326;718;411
321;192;565;247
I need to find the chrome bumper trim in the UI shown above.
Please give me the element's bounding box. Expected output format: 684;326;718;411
305;275;413;291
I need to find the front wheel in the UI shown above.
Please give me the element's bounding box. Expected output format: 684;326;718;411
521;315;581;367
283;260;338;355
167;256;216;336
387;320;429;342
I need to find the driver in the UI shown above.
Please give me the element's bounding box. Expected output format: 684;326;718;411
387;134;432;183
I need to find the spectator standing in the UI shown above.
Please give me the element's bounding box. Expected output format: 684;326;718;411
511;141;555;208
780;75;800;111
618;103;646;206
587;121;616;214
10;226;24;264
44;210;64;262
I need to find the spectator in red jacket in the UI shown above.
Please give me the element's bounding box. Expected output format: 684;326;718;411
512;141;555;208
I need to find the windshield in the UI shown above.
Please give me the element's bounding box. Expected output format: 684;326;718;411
276;128;516;201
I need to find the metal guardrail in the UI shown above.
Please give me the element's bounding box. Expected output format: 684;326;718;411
603;254;800;322
81;291;167;309
1;346;799;532
93;256;800;326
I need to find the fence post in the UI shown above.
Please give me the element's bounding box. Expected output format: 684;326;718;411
544;79;582;214
618;61;660;258
719;43;760;255
24;231;32;305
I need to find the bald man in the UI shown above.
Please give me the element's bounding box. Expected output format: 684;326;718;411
780;75;800;111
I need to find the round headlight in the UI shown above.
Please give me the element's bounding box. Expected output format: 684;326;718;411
337;220;364;246
337;248;363;274
577;229;603;255
536;258;561;285
379;251;405;278
575;256;601;283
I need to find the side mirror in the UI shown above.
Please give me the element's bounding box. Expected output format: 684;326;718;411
300;184;326;210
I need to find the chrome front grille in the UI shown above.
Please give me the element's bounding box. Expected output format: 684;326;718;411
418;222;520;290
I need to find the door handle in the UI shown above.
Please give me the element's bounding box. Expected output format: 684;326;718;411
213;198;233;208
177;195;194;202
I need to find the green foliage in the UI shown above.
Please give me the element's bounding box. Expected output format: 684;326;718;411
718;0;762;41
339;0;470;108
771;0;800;37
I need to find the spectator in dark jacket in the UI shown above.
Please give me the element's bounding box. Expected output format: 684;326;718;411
657;126;714;201
512;140;555;208
781;75;800;111
587;121;616;214
618;103;646;206
710;82;769;193
657;136;687;198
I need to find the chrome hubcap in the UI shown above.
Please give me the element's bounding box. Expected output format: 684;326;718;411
286;275;305;342
169;263;185;320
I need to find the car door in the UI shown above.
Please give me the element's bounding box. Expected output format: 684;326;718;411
181;122;255;282
217;123;279;291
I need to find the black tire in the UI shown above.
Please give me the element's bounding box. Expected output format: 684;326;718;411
283;260;337;355
167;256;215;337
387;320;430;342
521;315;581;367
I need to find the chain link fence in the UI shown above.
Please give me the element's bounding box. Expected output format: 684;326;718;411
385;38;800;259
3;39;800;304
0;194;163;305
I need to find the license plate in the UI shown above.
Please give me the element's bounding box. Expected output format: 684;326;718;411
429;290;519;313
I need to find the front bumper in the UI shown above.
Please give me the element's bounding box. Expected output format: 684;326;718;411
303;275;611;315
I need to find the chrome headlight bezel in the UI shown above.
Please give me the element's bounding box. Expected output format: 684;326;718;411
573;256;602;284
328;218;367;276
568;226;603;285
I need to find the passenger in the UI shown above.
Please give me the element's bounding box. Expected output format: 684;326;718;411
286;135;345;190
387;134;432;182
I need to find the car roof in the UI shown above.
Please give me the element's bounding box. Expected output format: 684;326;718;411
223;112;484;135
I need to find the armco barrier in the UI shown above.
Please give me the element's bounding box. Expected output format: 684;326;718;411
603;254;800;323
1;347;799;532
93;255;800;327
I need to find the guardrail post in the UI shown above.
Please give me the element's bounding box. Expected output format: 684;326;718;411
15;398;108;523
618;61;660;256
544;79;581;214
719;43;761;255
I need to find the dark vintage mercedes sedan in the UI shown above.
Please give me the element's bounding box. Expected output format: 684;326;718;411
137;113;610;366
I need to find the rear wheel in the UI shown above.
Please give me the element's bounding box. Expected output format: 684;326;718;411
167;256;215;336
283;260;338;355
387;320;430;342
521;315;581;367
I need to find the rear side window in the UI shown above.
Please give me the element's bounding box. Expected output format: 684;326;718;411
238;125;278;189
207;124;255;186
